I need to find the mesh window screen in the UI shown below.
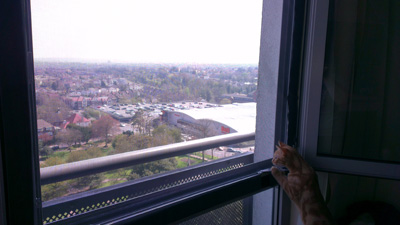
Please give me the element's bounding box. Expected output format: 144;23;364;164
179;198;252;225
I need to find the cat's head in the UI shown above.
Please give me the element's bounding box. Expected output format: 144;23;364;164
272;141;296;168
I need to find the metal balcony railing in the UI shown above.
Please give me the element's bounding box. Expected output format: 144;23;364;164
42;153;259;224
41;132;261;224
41;132;255;185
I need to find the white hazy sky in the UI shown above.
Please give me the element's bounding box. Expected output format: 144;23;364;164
31;0;263;64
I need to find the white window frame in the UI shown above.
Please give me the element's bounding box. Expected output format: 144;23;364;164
299;0;400;180
254;0;285;224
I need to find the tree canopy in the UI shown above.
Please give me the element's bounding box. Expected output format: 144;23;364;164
91;115;119;146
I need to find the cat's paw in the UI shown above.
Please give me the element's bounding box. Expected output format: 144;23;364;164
272;165;287;171
271;166;281;175
271;166;288;187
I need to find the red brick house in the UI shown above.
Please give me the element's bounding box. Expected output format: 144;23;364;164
37;119;55;142
61;113;91;129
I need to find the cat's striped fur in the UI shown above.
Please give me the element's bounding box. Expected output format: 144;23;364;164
271;141;335;225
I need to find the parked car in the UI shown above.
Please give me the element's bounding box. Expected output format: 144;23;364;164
227;148;235;152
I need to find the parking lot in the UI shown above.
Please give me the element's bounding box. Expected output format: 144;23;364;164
92;101;220;134
93;101;219;121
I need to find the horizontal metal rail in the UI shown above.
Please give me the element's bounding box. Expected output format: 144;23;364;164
42;153;254;224
41;132;255;185
45;157;275;225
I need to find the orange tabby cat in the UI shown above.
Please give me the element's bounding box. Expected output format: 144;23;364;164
271;141;335;225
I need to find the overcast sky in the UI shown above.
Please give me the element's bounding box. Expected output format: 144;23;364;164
31;0;262;64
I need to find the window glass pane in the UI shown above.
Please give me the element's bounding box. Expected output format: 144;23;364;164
31;0;262;205
318;0;400;162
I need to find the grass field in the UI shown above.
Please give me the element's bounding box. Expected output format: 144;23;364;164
193;151;218;160
176;156;203;168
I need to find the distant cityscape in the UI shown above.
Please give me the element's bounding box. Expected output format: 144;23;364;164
35;61;257;133
36;62;258;201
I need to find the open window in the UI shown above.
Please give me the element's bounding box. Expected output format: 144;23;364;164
0;0;306;224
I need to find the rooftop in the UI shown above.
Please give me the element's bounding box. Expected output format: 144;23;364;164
37;119;53;129
176;102;256;133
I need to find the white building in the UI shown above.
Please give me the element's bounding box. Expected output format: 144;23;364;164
164;103;256;137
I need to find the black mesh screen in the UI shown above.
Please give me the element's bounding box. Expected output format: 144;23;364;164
179;198;251;225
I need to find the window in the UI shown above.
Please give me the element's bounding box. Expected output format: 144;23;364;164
299;0;400;179
29;0;273;224
0;0;305;224
318;0;400;163
32;0;262;203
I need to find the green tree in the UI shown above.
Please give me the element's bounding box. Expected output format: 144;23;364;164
92;115;119;146
66;147;104;163
67;123;92;143
134;110;153;135
112;134;125;149
131;135;153;150
114;134;153;154
83;107;101;119
86;147;104;158
61;147;105;191
114;135;134;153
73;173;104;190
42;156;64;167
36;92;70;124
79;126;92;143
56;129;81;149
66;151;89;163
41;181;69;201
152;125;182;144
41;156;69;200
127;158;178;180
38;140;53;158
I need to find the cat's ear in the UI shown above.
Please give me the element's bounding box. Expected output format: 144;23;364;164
278;141;289;148
276;144;290;155
278;141;297;152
